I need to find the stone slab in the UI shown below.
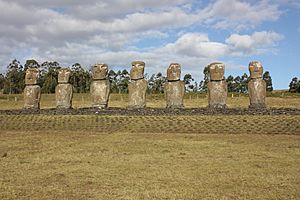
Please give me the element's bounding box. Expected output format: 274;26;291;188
55;83;73;109
248;78;266;109
164;81;185;108
128;79;147;109
90;79;110;108
208;80;227;109
24;85;41;109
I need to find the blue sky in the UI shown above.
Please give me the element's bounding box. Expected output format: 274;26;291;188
0;0;299;89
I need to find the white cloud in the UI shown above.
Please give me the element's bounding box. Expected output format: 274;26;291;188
0;0;286;79
226;31;284;55
202;0;282;30
161;33;228;58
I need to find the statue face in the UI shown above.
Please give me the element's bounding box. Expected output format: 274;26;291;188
58;68;71;83
130;61;145;80
167;63;181;81
25;68;39;85
249;61;263;79
92;64;108;80
209;62;225;81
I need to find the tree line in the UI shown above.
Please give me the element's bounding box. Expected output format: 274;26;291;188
0;59;274;94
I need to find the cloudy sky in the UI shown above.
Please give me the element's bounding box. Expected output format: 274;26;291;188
0;0;299;89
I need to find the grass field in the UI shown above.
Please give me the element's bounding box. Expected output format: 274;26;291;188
1;92;300;109
1;132;300;199
0;93;300;199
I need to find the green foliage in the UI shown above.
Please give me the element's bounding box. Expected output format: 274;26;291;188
40;61;61;93
183;73;194;92
289;77;300;93
70;63;90;93
148;72;166;94
3;59;24;94
199;66;209;92
263;71;273;92
108;69;130;93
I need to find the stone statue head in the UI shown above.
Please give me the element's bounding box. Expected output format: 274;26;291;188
167;63;181;81
92;64;108;80
130;61;145;80
249;61;263;79
25;68;39;85
58;68;71;83
209;62;225;81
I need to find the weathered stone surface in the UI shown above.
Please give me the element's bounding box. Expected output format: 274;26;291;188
90;80;110;108
130;61;145;80
208;80;227;109
25;68;39;85
167;63;181;81
209;62;225;81
248;78;266;109
92;64;108;80
128;79;147;109
58;68;71;84
249;61;263;79
55;83;73;109
164;81;185;108
24;85;41;109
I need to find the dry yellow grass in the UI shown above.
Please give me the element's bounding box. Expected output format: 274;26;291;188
1;93;300;109
1;93;300;199
0;131;299;200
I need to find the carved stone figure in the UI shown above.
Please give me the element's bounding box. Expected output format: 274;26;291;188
24;68;41;109
167;63;181;81
128;61;147;108
207;62;227;109
92;64;109;80
90;64;110;108
248;61;266;109
58;68;71;84
56;68;73;109
130;61;145;80
25;68;39;85
164;63;185;108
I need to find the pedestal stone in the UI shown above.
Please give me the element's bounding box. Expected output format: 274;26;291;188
128;79;147;109
55;83;73;109
248;79;266;109
208;80;227;109
164;81;185;108
90;80;110;108
24;85;41;109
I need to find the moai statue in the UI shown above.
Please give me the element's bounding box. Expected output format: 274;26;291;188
164;63;185;108
248;61;266;109
90;64;110;108
24;68;41;109
128;61;147;109
207;62;227;109
55;68;73;109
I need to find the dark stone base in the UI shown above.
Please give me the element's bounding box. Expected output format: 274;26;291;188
249;103;266;109
208;104;227;109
